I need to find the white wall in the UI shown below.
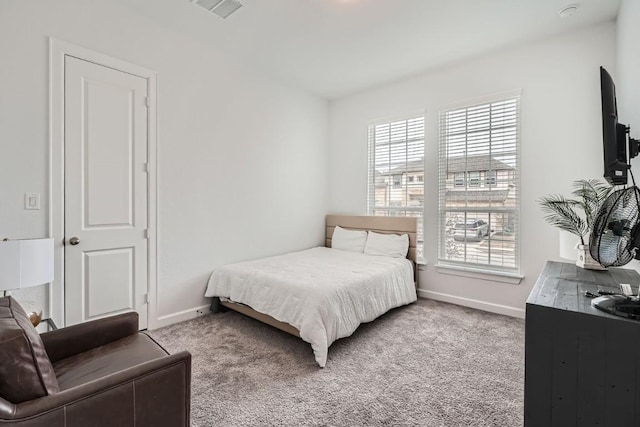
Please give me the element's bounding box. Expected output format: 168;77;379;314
328;23;616;317
618;0;640;182
0;0;329;325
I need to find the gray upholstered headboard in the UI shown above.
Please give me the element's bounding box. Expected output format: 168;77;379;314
325;215;418;263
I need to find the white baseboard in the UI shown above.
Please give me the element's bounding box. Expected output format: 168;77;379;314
154;304;211;329
153;292;524;329
418;289;525;319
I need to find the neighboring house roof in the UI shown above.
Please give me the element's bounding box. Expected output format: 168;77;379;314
445;189;510;203
446;155;513;173
381;155;513;175
388;158;424;174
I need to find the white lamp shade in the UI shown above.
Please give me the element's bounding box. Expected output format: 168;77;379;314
0;238;54;291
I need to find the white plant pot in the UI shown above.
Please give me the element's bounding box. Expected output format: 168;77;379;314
576;244;607;270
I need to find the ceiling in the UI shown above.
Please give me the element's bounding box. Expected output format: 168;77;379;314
111;0;621;99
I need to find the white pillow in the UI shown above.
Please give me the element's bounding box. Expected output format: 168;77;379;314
331;226;367;253
364;231;409;258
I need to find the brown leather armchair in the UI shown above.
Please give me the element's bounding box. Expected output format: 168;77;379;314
0;296;191;426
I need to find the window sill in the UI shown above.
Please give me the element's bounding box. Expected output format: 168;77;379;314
434;263;523;285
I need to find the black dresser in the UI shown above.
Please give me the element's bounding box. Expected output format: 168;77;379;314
525;261;640;427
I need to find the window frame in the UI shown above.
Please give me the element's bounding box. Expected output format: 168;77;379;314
437;91;521;276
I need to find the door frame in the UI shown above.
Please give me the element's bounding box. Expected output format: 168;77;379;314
49;38;159;329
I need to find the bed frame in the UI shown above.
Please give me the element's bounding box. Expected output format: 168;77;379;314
211;214;418;338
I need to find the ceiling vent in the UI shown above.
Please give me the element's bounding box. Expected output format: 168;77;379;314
193;0;243;19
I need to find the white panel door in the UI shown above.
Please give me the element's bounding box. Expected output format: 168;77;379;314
64;56;149;329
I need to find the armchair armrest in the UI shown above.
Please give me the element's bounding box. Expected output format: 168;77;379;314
40;312;139;363
0;351;191;426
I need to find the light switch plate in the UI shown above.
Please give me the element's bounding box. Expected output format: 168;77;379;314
24;193;40;210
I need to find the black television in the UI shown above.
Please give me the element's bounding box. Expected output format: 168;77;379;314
600;66;638;185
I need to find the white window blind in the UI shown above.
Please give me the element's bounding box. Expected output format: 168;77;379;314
367;116;425;259
438;95;520;272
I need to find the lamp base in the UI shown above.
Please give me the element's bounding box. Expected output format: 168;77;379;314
29;310;42;327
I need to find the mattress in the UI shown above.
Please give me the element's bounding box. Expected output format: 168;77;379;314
204;246;416;367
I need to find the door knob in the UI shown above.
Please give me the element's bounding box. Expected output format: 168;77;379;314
69;237;80;246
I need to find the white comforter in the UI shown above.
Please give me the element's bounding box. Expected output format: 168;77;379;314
204;247;416;367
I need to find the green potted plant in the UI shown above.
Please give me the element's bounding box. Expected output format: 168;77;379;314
538;179;613;269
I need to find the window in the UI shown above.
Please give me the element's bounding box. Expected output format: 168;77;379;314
468;171;480;187
485;170;497;187
438;94;520;273
368;115;425;260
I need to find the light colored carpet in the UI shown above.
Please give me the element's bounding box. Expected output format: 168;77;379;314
149;299;524;427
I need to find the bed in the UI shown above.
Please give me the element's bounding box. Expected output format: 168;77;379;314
204;215;418;367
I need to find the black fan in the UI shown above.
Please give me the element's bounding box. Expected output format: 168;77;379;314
589;186;640;266
589;185;640;320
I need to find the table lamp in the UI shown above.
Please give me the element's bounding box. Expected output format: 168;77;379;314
0;238;54;325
